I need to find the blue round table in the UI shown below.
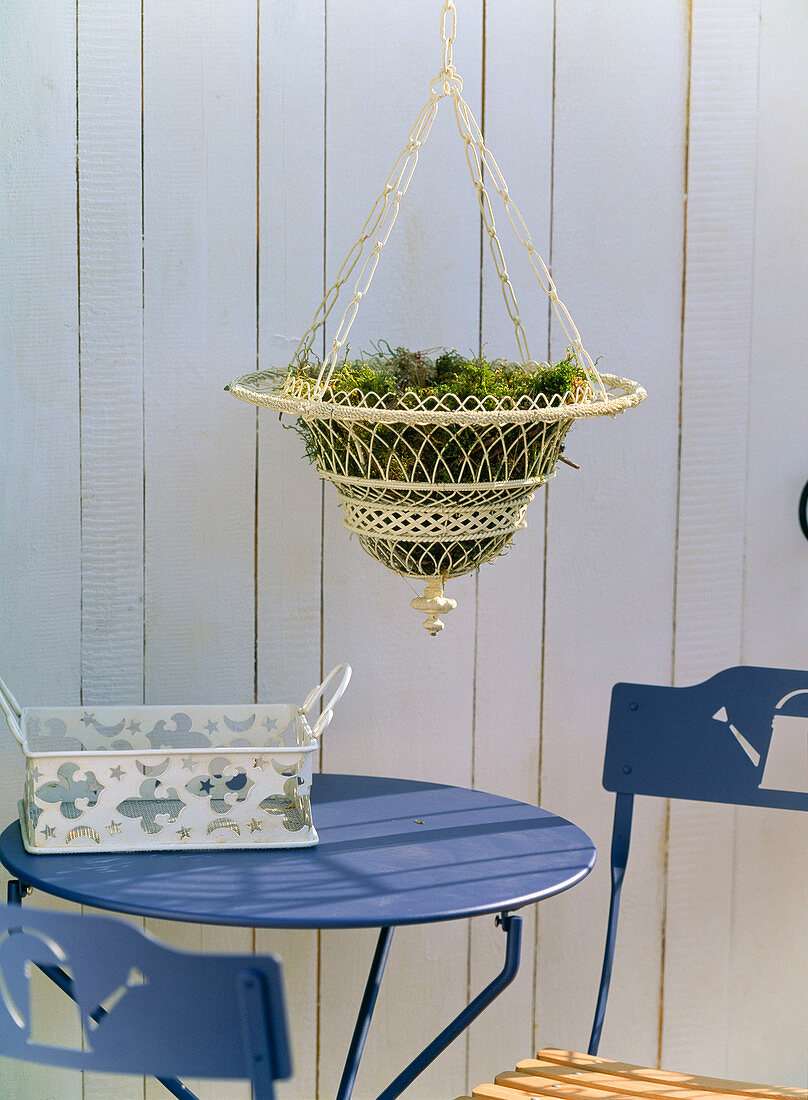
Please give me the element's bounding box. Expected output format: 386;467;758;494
0;773;595;1100
0;773;595;927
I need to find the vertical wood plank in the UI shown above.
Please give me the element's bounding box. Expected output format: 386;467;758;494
254;5;326;1099
0;4;81;781
663;0;761;1077
0;2;83;1096
744;16;808;659
673;2;760;683
726;807;808;1088
142;0;257;706
77;1;145;1096
731;0;808;1086
538;0;686;1064
318;3;481;1096
256;1;325;709
142;2;257;1098
77;0;144;709
466;0;554;1089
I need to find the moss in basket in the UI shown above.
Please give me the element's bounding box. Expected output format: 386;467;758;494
288;345;588;485
296;343;586;405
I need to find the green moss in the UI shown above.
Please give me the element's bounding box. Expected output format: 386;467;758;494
288;345;587;486
292;344;586;408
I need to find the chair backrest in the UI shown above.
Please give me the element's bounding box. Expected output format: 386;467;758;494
589;665;808;1055
0;903;292;1098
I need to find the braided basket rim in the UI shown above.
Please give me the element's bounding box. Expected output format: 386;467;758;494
227;370;646;425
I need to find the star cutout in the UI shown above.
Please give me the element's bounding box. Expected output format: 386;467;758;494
107;821;122;835
27;717;41;735
177;826;192;840
127;720;141;733
204;720;219;734
30;766;42;782
252;756;267;770
81;712;96;726
263;716;278;732
248;818;263;833
110;765;125;780
42;825;56;839
181;756;197;771
199;778;213;794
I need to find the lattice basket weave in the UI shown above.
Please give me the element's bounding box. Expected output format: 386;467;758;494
227;1;646;634
0;666;350;854
229;370;642;595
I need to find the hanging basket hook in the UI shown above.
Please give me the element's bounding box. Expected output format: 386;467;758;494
433;1;463;97
430;71;464;98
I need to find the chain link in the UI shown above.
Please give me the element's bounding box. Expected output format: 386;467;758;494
293;0;606;401
292;97;439;371
451;92;531;363
450;83;606;397
440;0;456;77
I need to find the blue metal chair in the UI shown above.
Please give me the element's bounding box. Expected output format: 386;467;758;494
0;901;292;1099
589;663;808;1055
463;665;808;1100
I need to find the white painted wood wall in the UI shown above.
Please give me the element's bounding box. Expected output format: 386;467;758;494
1;2;806;1097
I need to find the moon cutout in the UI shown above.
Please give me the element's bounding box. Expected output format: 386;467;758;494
206;818;241;836
136;759;170;777
272;757;305;777
66;826;101;845
223;714;257;734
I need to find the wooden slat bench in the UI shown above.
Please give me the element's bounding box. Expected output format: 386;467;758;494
461;1049;807;1100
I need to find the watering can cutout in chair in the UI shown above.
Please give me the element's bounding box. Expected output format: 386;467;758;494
712;685;808;795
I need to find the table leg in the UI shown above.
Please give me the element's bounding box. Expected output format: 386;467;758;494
7;877;30;905
374;911;523;1100
335;924;395;1100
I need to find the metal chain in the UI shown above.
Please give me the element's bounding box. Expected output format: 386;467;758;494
308;97;441;390
292;96;440;374
294;0;606;401
440;0;456;78
450;92;531;364
450;88;607;398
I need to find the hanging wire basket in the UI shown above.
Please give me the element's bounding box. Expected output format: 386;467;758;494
228;2;645;634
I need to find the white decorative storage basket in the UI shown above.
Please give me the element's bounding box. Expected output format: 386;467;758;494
0;666;351;854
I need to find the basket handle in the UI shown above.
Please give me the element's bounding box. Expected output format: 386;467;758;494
299;663;352;740
0;675;24;746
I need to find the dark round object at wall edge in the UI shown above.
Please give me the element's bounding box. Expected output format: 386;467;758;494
799;480;808;542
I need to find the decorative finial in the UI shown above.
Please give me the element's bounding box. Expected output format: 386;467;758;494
410;579;457;635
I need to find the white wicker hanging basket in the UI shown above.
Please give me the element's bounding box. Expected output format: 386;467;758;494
228;2;645;634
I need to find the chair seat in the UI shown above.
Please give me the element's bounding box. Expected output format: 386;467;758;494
466;1049;807;1100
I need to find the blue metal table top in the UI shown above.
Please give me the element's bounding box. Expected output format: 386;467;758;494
0;774;595;929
